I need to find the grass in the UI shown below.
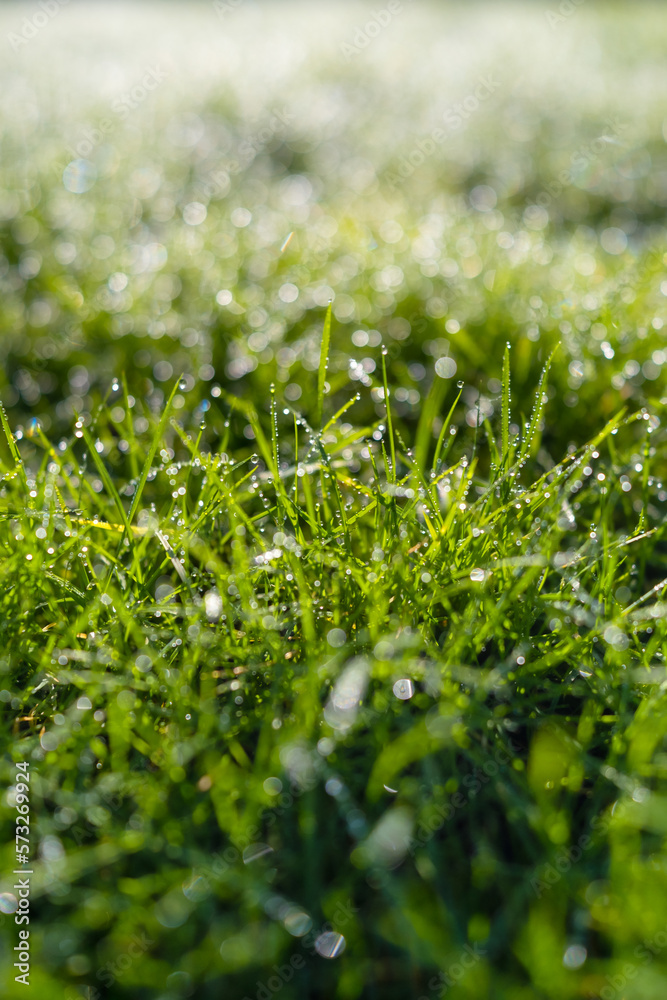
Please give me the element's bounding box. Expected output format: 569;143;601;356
1;2;667;998
0;326;666;999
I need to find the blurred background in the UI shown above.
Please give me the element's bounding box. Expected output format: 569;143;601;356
0;0;666;466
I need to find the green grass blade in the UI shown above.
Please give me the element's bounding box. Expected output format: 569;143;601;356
128;377;181;525
414;373;447;473
322;393;360;434
78;422;131;537
317;302;333;429
0;399;28;489
518;344;558;466
381;346;397;484
501;342;511;462
432;385;463;477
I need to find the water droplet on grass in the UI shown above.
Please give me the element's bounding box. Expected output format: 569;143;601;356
393;679;414;700
315;932;346;958
263;777;282;796
327;628;346;648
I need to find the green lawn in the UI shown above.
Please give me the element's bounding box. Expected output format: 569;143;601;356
1;2;667;998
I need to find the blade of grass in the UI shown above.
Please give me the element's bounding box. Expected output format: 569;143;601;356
317;302;333;429
322;393;360;435
414;374;447;473
501;342;511;463
517;345;558;467
431;385;463;506
128;377;181;525
78;421;131;539
0;399;28;490
381;346;397;484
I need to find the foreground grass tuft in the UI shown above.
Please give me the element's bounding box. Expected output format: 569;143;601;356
1;350;666;998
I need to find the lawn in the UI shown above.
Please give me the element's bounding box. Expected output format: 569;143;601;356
1;2;667;998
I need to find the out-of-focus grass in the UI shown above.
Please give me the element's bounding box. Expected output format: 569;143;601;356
0;2;666;998
0;1;666;464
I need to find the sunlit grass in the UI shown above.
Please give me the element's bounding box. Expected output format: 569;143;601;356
0;328;666;997
1;2;667;997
